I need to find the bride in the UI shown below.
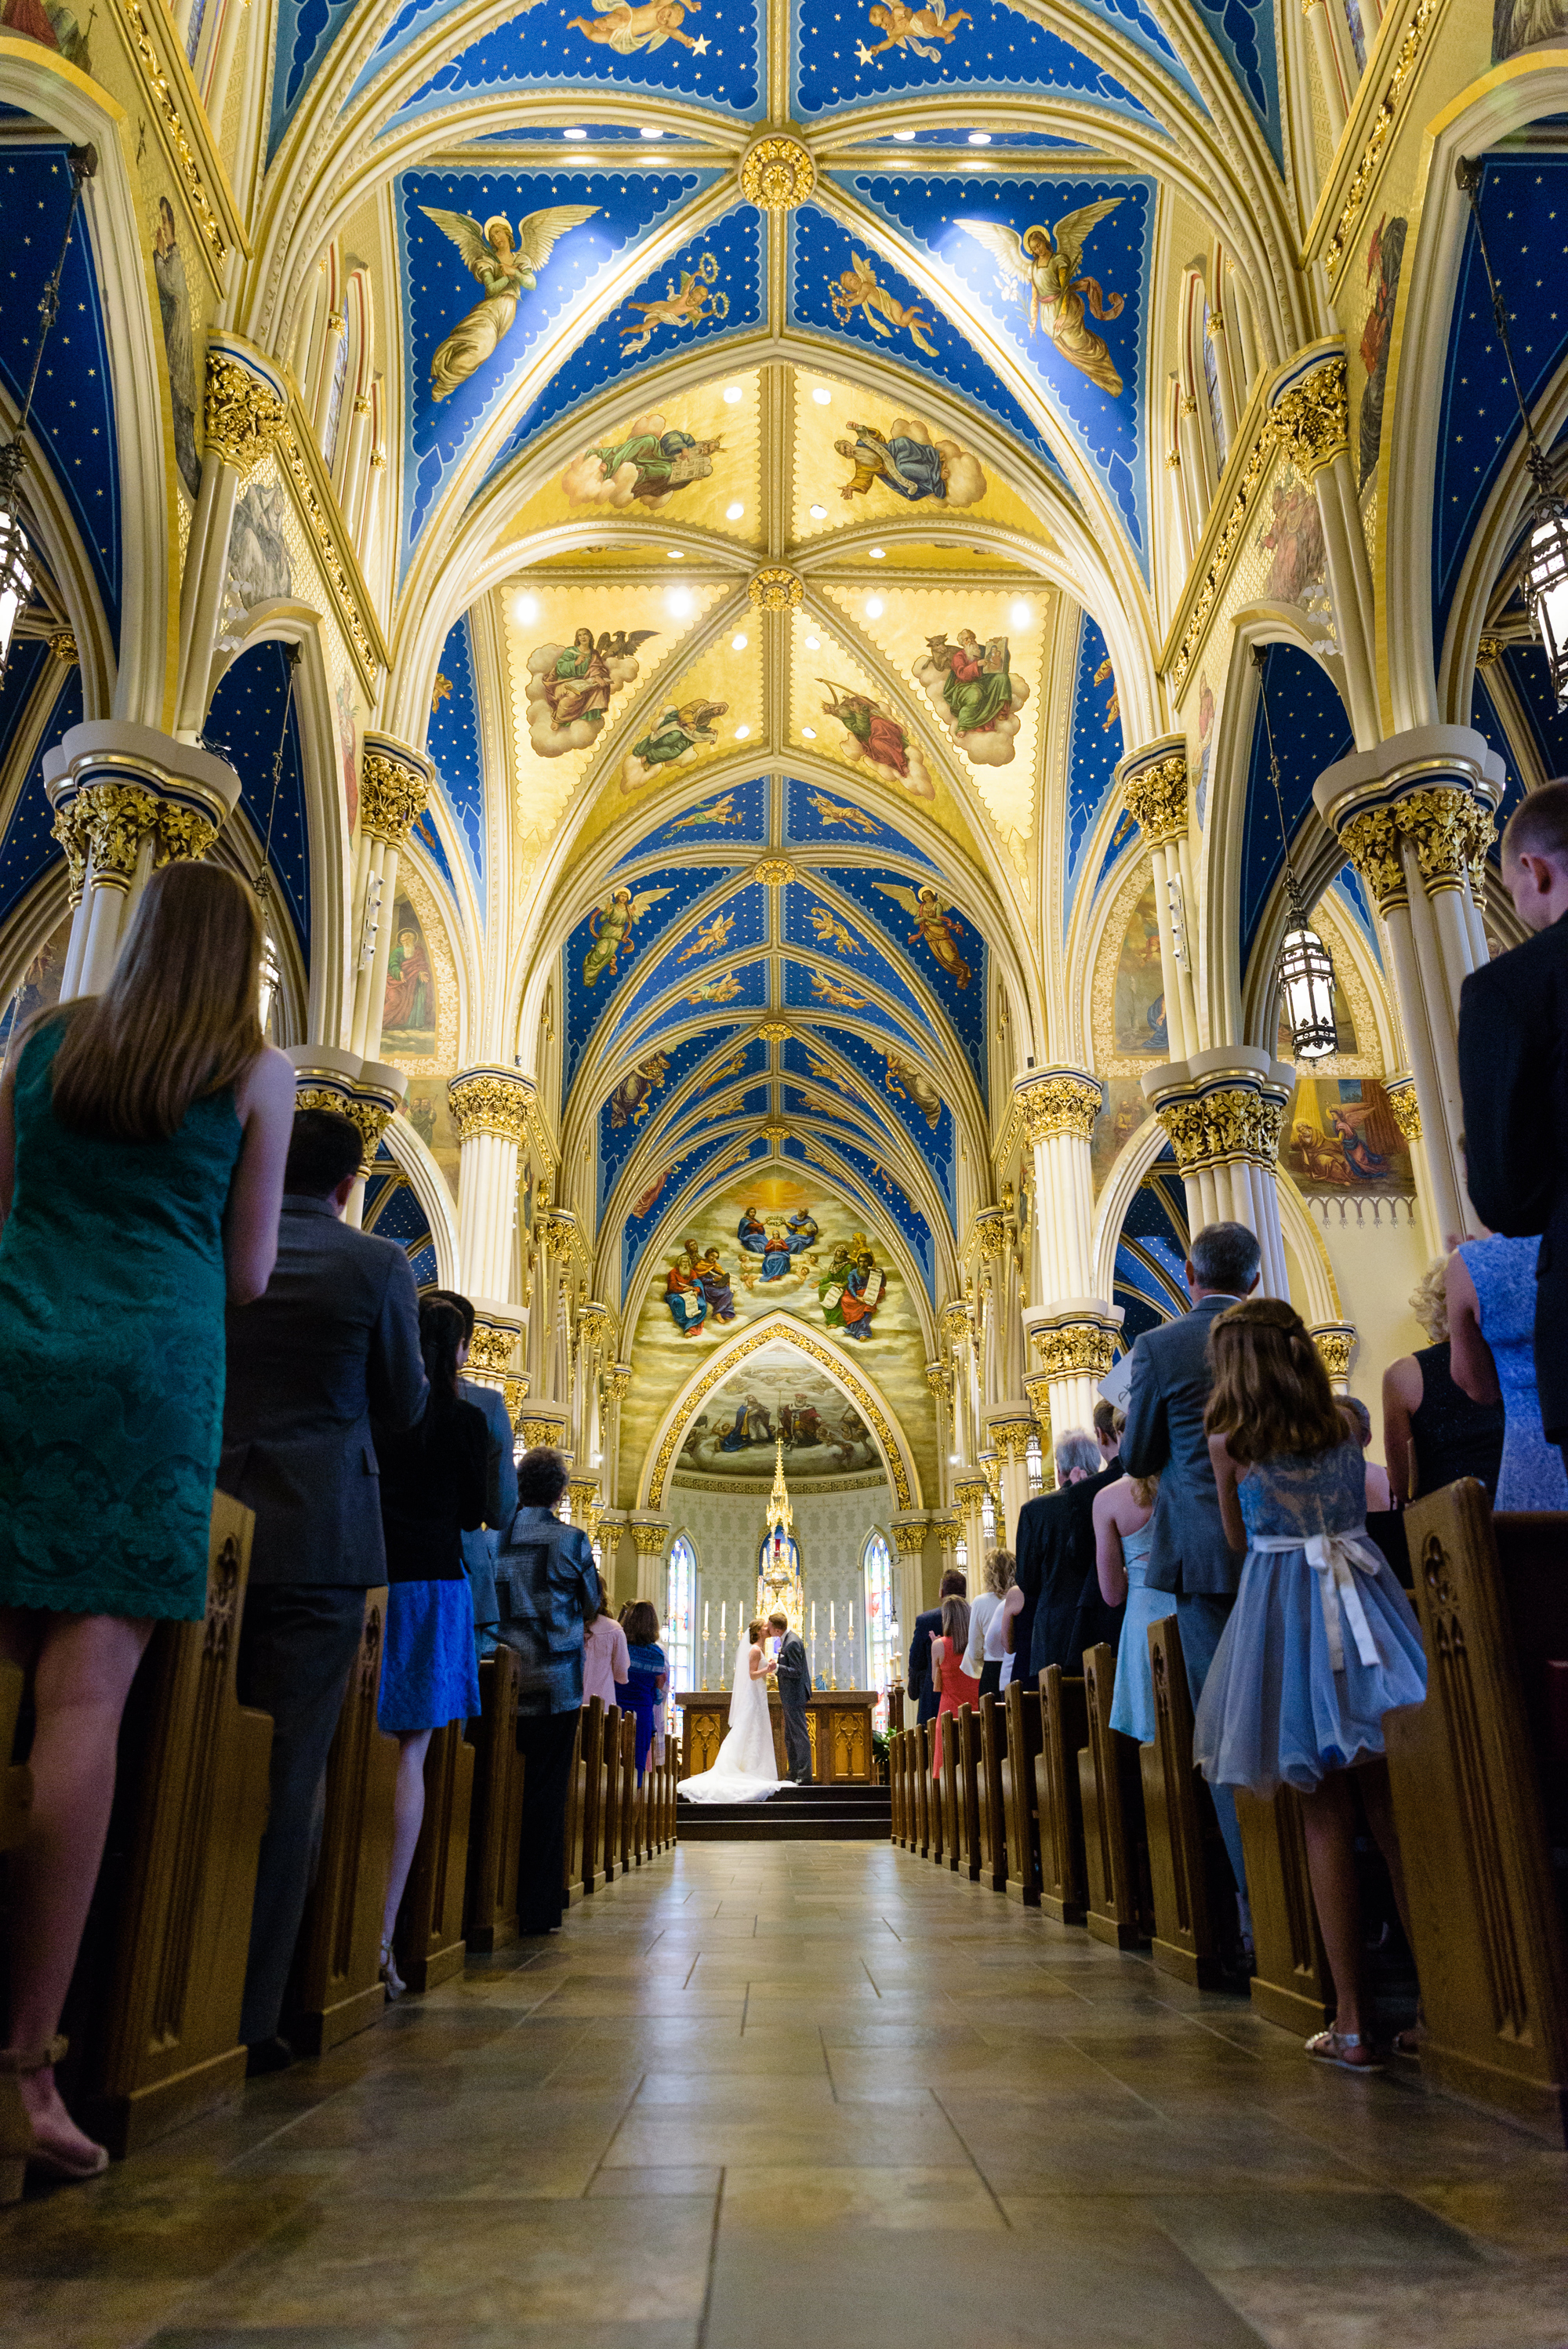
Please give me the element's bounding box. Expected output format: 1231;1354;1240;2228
677;1617;789;1804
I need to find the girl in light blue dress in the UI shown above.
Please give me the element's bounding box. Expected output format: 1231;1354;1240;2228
1449;1236;1568;1509
1193;1299;1427;2076
1094;1468;1175;1743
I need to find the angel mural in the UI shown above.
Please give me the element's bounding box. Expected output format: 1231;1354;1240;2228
829;253;938;357
581;884;673;988
685;971;743;1004
856;0;970;60
620;252;729;355
670;790;742;832
624;700;728;790
806;791;880;836
608;1050;670;1129
884;1048;942;1129
420;204;599;398
528;626;655;757
568;0;709;52
835;416;985;507
809;969;869;1008
562;416;724;510
677;911;735;962
957;201;1127;398
913;628;1029;767
808;906;865;957
819;681;933;797
873;882;972;989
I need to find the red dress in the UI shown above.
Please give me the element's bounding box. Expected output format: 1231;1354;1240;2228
929;1635;981;1778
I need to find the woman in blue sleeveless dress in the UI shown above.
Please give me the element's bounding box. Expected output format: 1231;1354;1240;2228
1448;1236;1568;1509
1094;1468;1174;1744
1193;1300;1427;2075
0;863;295;2198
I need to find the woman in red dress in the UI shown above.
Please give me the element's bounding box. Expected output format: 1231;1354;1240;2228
929;1592;979;1777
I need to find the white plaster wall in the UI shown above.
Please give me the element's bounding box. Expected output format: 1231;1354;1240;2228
1306;1196;1432;1457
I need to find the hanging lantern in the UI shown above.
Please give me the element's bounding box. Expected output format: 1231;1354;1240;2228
1523;478;1568;709
1276;892;1339;1062
0;448;34;681
256;873;282;1031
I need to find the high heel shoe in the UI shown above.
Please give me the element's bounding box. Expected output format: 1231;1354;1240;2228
378;1936;405;2000
0;2037;110;2203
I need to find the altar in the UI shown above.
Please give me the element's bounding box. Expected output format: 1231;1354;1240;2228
676;1689;878;1785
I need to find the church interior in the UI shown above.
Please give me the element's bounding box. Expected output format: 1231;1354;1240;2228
2;0;1567;2335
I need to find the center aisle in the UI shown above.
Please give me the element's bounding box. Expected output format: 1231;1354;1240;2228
5;1845;1565;2347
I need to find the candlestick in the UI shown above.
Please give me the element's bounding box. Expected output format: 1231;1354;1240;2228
811;1601;818;1691
720;1601;727;1657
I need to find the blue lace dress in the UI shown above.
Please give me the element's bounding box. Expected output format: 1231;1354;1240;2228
1457;1236;1568;1510
1108;1519;1175;1744
1192;1435;1426;1797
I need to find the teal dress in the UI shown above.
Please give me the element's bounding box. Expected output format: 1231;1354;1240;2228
0;1016;243;1621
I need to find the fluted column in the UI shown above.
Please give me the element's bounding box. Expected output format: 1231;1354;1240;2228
1270;351;1377;746
629;1516;670;1607
1142;1049;1294;1298
350;735;433;1062
601;1363;633;1510
985;1413;1036;1547
1015;1067;1120;1445
449;1068;532;1342
45;724;241;1000
924;1360;954;1511
890;1516;931;1639
1118;741;1200;1061
1316;728;1504;1243
1301;0;1349;138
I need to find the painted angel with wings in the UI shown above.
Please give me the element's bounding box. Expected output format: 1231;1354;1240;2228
581;882;673;989
420;204;599;399
956;200;1127;396
874;880;972;989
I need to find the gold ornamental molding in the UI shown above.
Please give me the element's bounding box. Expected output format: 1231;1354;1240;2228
1314;0;1440;285
360;742;432;848
753;858;796;885
503;1374;531;1432
756;1018;793;1041
1310;1322;1358;1387
1385;1073;1421;1143
1015;1069;1102;1145
890;1519;928;1556
116;0;247;284
1270;357;1348;481
1030;1320;1119;1381
1153;1083;1289;1172
468;1320;521;1381
448;1068;533;1145
747;565;804;612
48;629;77;664
204;351;288;478
740;133;815;211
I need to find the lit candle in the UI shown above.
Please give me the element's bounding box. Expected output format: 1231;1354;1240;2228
830;1601;836;1637
720;1602;727;1648
811;1602;816;1640
703;1601;710;1638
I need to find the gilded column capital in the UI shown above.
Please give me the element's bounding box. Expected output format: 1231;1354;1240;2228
602;1363;633;1405
49;793;93;905
1022;1373;1054;1431
629;1516;670;1557
468;1313;522;1382
1269;354;1348;480
924;1361;953;1407
1030;1319;1119;1380
1309;1321;1357;1389
1464;801;1497;908
1395;786;1475;893
448;1066;533;1145
577;1301;611;1349
503;1374;531;1432
567;1476;601;1530
1338;805;1406;913
360;735;432;848
1015;1069;1101;1145
1153;1084;1287;1172
203;348;289;478
520;1409;569;1453
985;1415;1036;1462
940;1301;972;1348
1384;1073;1421;1144
1116;739;1189;846
890;1516;928;1556
48;627;77;663
65;781;219;889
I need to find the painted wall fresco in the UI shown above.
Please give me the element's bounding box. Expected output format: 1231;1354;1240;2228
678;1352;879;1484
1280;1076;1414;1196
0;909;71;1077
1090;1075;1152;1193
381;894;439;1058
1112;880;1167;1058
402;1077;461;1194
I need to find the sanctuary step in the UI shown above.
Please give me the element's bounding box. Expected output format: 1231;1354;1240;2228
677;1781;891;1842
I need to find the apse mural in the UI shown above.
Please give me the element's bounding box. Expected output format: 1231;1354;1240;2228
680;1356;879;1483
381;896;439;1057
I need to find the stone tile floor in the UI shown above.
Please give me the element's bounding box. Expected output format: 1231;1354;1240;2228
3;1843;1566;2347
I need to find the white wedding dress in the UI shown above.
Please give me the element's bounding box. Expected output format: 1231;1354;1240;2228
677;1639;788;1804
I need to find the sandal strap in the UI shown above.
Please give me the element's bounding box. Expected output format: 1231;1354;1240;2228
0;2034;67;2074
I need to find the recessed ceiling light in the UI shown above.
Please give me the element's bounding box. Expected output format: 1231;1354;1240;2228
731;632;748;651
802;725;817;739
726;501;745;520
723;383;743;404
968;131;991;146
666;546;684;558
514;593;539;625
869;546;886;560
734;724;750;739
564;128;587;140
865;596;884;618
812;387;832;405
641;126;663;138
666;586;695;618
808;503;827;521
893;130;916;142
1010;600;1031;628
805;634;820;650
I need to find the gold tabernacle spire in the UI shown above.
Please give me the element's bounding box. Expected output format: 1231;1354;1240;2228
758;1439;804;1633
764;1436;793;1538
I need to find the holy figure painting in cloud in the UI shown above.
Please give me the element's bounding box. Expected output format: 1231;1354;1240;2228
528;626;655;757
834;416;985;508
562;414;724;509
914;627;1029;766
608;1050;670;1128
419;204;599;398
819;681;933;797
581;883;672;987
958;201;1127;397
625;700;728;790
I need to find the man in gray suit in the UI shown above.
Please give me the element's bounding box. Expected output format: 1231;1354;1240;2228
769;1609;813;1781
432;1289;518;1654
1120;1220;1260;1903
221;1108;426;2070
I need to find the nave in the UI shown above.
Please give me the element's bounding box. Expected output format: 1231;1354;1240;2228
5;1842;1566;2349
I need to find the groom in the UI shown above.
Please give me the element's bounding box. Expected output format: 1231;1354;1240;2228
768;1610;813;1783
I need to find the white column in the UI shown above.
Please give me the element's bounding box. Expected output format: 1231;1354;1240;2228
450;1066;534;1309
1302;0;1349;138
1143;1050;1293;1300
1015;1066;1120;1450
350;735;433;1061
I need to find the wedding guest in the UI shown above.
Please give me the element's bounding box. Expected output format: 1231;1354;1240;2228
495;1448;601;1933
1094;1467;1170;1743
0;863;295;2190
375;1298;487;1992
1381;1258;1504;1504
617;1600;668;1782
1459;779;1568;1472
583;1589;630;1711
929;1592;978;1777
1449;1236;1568;1509
1070;1408;1127;1661
979;1549;1019;1694
1195;1299;1425;2071
224;1105;425;2073
1018;1429;1107;1681
963;1545;1011;1685
1341;1397;1392;1512
907;1568;966;1726
430;1289;517;1657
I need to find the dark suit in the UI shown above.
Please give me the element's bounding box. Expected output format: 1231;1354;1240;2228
1460;909;1568;1446
775;1628;813;1781
493;1504;601;1930
906;1606;943;1725
459;1378;519;1652
1018;1457;1123;1683
220;1193;426;2043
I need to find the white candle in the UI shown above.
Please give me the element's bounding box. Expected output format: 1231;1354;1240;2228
811;1602;816;1639
703;1601;710;1636
720;1602;727;1646
830;1601;836;1637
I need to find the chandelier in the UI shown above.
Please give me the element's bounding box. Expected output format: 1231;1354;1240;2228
1253;646;1338;1062
0;146;96;685
1457;156;1568;708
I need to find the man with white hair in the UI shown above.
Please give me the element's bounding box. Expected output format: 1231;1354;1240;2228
1014;1421;1122;1684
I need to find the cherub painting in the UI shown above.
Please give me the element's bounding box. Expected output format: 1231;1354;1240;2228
528;626;655;757
420;204;599;398
608;1051;670;1129
685;971;743;1005
809;969;869;1008
670;791;742;832
677;911;735;962
568;0;709;51
624;700;728;790
829;252;938;357
808;906;865;957
619;252;729;354
913;628;1029;767
582;883;673;988
819;680;933;797
1258;471;1328;614
957;202;1127;396
561;412;724;509
884;1049;942;1130
873;881;972;988
806;790;880;835
806;1051;851;1094
834;415;984;508
856;0;970;61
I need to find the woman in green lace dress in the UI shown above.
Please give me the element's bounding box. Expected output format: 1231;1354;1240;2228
0;861;295;2198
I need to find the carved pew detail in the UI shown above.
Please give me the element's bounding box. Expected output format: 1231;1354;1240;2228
1077;1644;1152;1951
914;1721;931;1858
1235;1784;1332;2035
978;1692;1009;1893
576;1697;605;1896
464;1647;527;1947
1003;1681;1043;1904
1036;1667;1089;1925
1140;1618;1224;1988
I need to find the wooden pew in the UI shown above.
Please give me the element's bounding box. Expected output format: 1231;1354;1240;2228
956;1705;982;1883
913;1721;931;1858
978;1693;1009;1893
601;1703;622;1882
888;1686;905;1731
1077;1643;1152;1951
397;1716;476;1992
927;1720;946;1867
1139;1617;1225;1988
940;1722;962;1875
1002;1680;1043;1904
576;1699;606;1895
888;1726;904;1845
1035;1667;1089;1926
463;1646;527;1948
286;1587;400;2051
1385;1482;1568;2144
1;1661;34;2202
617;1712;636;1875
1235;1784;1332;2035
78;1494;273;2155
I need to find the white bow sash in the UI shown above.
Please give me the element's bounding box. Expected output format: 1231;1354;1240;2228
1250;1530;1384;1673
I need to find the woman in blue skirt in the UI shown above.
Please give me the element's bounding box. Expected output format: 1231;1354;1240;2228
1194;1299;1427;2075
376;1296;487;1991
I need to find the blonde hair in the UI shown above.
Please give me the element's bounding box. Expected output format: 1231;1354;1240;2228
45;863;263;1142
1409;1256;1450;1345
1205;1298;1345;1467
1129;1470;1160;1510
749;1617;767;1645
982;1547;1015;1596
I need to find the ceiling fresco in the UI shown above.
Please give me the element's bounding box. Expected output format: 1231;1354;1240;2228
677;1350;882;1487
791;0;1155;119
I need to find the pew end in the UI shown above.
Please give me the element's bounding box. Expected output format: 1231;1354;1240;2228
1036;1667;1089;1926
1077;1645;1152;1951
397;1720;476;1994
1140;1618;1227;1989
1002;1682;1043;1905
464;1649;528;1949
1234;1784;1333;2036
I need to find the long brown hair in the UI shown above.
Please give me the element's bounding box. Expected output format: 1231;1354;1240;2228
47;862;263;1142
1204;1298;1345;1466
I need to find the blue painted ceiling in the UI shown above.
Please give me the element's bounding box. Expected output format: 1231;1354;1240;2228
0;659;78;928
427;615;486;891
1240;644;1353;965
205;643;313;965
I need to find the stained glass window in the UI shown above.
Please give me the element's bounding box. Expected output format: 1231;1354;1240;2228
666;1536;696;1717
863;1531;896;1730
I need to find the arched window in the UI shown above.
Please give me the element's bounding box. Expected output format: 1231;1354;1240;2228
666;1535;697;1702
863;1531;896;1725
1026;1432;1044;1497
981;1488;997;1546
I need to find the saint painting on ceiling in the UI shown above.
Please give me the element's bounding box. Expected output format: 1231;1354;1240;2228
958;202;1127;397
420;205;599;398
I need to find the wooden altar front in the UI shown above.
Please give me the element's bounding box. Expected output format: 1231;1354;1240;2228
676;1689;877;1784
